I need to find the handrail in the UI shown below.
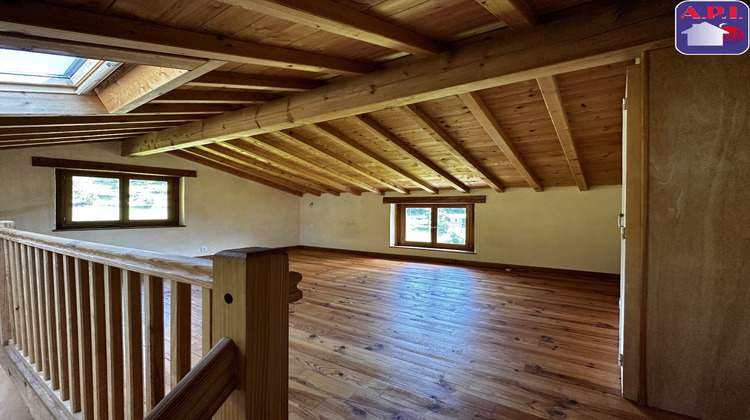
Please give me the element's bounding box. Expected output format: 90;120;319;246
145;337;237;420
0;227;213;289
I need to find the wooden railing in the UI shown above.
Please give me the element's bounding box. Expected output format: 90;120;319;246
0;221;302;420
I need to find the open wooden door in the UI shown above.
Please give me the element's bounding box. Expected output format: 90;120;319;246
619;59;646;403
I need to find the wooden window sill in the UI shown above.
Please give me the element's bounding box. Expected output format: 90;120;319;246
390;245;475;254
54;225;186;232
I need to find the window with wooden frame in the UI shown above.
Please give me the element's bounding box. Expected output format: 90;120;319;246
55;169;181;229
34;157;196;230
393;200;478;251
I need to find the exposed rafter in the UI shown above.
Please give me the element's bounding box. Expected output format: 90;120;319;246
0;124;181;139
96;61;225;113
129;104;243;115
170;150;304;196
248;135;379;195
121;1;673;156
475;0;536;29
313;123;438;194
185;73;323;92
536;76;588;191
196;145;332;195
459;91;542;191
0;0;373;75
278;130;405;194
219;141;346;196
150;91;278;104
219;0;444;56
354;115;470;193
0;115;202;129
400;104;505;193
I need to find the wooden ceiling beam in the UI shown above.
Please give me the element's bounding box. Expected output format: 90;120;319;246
0;129;156;144
121;1;673;155
128;104;243;115
475;0;536;29
0;123;181;138
0;135;135;149
0;115;201;129
96;61;225;113
170;150;304;196
459;92;542;191
218;141;343;196
195;144;329;195
314;123;438;194
401;104;504;193
227;139;360;195
0;0;372;75
536;76;588;191
248;135;378;195
0;33;205;70
150;91;278;105
220;0;444;56
278;130;401;194
354;115;470;193
185;73;323;92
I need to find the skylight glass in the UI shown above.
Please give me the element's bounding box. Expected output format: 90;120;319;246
0;49;86;85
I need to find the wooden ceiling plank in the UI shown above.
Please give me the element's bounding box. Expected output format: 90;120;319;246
278;130;401;194
0;92;107;116
170;150;304;196
0;115;201;129
227;137;362;195
475;0;536;29
536;76;588;191
188;146;320;195
0;0;372;75
0;124;179;139
0;33;204;70
96;61;226;113
150;91;278;104
185;73;322;92
313;123;438;194
121;1;673;155
219;0;444;56
354;115;470;193
247;135;377;195
219;141;344;195
401;104;504;193
459;91;542;191
198;144;332;195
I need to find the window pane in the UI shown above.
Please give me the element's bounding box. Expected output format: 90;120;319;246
404;207;432;243
437;207;467;245
71;176;120;221
129;179;169;220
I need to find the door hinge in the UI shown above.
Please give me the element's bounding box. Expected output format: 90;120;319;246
618;353;624;367
622;98;628;111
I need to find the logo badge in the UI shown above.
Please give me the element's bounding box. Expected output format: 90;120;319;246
676;1;749;55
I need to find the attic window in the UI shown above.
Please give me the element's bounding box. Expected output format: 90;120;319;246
0;48;119;93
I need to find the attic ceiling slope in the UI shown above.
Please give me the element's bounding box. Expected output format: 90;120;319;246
120;0;673;156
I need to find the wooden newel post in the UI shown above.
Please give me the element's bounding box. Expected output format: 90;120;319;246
212;247;289;420
0;221;16;346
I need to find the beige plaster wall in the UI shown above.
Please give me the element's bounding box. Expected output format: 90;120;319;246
0;142;300;256
299;186;622;274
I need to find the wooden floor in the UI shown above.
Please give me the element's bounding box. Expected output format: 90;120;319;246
285;249;684;419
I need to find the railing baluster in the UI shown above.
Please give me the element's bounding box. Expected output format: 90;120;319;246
21;244;34;361
11;242;25;353
145;275;165;411
0;239;13;345
170;280;192;387
63;255;80;412
105;266;125;420
53;252;69;400
201;288;212;357
42;250;58;386
33;248;49;377
90;262;109;419
123;271;144;420
76;258;94;418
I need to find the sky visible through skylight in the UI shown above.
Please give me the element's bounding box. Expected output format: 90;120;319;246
0;48;85;84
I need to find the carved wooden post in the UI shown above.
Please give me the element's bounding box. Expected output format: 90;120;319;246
0;221;16;346
212;248;289;420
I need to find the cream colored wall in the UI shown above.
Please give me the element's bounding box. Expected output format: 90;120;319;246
0;142;300;256
300;186;622;274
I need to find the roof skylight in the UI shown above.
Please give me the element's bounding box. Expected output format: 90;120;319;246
0;49;86;85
